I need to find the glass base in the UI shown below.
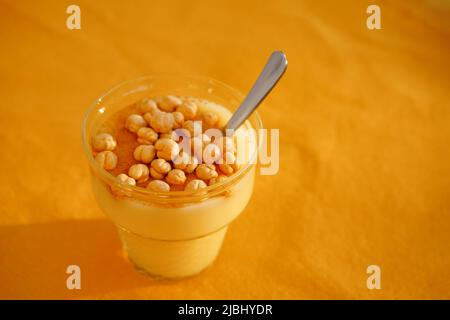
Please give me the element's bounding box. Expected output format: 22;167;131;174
117;226;228;279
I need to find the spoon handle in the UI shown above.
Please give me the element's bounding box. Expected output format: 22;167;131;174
225;51;288;132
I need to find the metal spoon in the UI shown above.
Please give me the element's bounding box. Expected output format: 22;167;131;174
225;51;288;132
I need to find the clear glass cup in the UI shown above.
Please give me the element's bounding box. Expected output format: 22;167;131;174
81;75;262;278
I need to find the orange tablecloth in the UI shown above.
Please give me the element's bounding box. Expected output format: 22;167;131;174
1;0;450;299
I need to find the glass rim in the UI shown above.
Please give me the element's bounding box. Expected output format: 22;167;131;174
81;74;263;201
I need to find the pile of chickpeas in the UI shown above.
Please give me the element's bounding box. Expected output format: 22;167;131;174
92;95;240;192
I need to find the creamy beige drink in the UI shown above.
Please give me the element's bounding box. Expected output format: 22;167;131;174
92;163;255;278
83;79;260;278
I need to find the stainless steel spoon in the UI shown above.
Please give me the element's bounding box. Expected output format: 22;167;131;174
225;51;288;132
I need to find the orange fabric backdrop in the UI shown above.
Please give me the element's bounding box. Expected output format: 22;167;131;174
1;0;450;299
